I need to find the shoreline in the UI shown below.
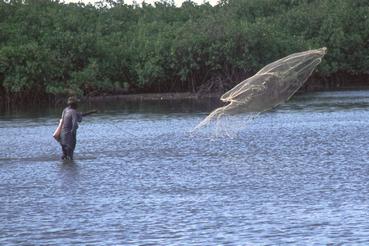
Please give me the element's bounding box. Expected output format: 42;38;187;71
2;84;369;106
82;92;223;102
83;87;369;103
82;78;369;102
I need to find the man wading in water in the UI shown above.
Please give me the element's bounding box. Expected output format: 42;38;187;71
54;96;96;160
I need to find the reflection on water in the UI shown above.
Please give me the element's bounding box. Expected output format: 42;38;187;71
1;91;369;244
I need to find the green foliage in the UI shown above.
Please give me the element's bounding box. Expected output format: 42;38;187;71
0;0;368;101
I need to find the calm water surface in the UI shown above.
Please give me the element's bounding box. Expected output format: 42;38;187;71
1;91;369;245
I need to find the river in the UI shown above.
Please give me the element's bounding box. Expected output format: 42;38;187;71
1;91;369;245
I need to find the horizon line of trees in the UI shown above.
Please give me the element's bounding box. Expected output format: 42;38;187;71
0;0;369;103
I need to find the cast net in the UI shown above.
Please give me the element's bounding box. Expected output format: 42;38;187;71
193;47;327;135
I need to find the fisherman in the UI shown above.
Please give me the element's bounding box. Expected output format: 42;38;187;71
53;96;97;160
60;96;82;160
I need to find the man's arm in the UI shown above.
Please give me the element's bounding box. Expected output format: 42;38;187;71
82;110;97;117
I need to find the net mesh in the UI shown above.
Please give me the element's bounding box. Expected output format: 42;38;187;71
193;47;327;135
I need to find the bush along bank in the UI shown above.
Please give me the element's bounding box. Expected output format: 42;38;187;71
0;0;369;104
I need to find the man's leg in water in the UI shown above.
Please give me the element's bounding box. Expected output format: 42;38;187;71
67;147;74;160
61;145;68;160
61;144;74;160
69;132;77;160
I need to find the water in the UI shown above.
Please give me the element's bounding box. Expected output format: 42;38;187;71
1;91;369;245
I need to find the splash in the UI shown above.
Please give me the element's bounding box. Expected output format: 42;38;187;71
193;47;327;134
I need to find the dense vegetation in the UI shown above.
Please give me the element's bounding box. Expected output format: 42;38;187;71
0;0;368;103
